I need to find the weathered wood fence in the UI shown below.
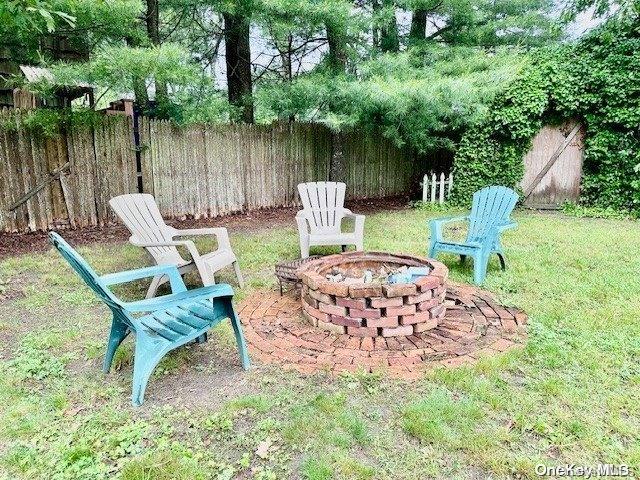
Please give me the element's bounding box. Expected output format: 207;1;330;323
0;112;422;232
0;111;138;232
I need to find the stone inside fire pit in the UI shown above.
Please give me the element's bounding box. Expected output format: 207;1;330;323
297;252;448;337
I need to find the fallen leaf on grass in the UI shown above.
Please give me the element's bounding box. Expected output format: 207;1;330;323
255;437;273;459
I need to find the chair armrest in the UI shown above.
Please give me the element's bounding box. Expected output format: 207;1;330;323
296;211;310;234
130;237;202;261
428;216;469;243
169;227;232;250
122;283;234;313
100;264;187;294
342;209;365;235
430;215;469;225
342;208;362;219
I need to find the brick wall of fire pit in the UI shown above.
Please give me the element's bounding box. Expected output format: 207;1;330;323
297;252;448;337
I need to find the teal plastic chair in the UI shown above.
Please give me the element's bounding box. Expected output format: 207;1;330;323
428;186;518;284
49;232;250;406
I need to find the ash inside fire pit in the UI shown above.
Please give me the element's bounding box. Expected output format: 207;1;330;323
297;252;448;338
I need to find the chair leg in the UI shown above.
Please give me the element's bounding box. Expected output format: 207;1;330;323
103;316;129;373
131;338;165;407
355;238;364;252
300;235;310;258
146;275;164;299
227;301;250;370
496;253;506;270
428;243;438;258
233;261;245;288
460;254;467;264
472;253;489;284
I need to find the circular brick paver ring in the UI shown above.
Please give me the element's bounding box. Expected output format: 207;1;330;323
237;283;527;380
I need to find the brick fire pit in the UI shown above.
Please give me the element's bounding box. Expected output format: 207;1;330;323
297;252;448;337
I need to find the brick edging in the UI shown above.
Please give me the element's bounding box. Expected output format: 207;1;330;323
238;282;527;380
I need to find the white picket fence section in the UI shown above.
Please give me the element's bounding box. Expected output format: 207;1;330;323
422;172;453;204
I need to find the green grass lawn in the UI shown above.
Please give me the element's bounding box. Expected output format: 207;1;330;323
1;206;639;479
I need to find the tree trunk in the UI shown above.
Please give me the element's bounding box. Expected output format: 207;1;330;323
125;36;149;112
224;12;254;123
326;22;347;73
146;0;160;44
325;22;347;178
146;0;169;117
409;9;428;42
275;34;293;81
372;0;380;47
330;132;346;182
380;0;399;52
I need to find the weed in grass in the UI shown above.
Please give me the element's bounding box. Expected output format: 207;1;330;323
335;456;375;480
203;412;234;437
84;340;104;360
226;394;273;413
561;202;636;220
339;368;383;394
119;449;208;480
8;335;68;380
254;418;282;435
16;285;52;309
301;457;333;480
154;347;193;376
402;387;484;449
2;443;39;475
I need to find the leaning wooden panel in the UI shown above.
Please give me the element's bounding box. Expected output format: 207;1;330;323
521;120;584;209
42;133;70;227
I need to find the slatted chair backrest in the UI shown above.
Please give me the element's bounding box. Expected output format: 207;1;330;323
49;232;120;309
467;186;519;243
298;182;346;234
109;194;184;265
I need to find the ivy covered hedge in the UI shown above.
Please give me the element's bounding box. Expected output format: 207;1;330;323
450;15;640;213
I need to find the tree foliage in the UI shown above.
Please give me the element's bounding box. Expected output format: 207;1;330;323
0;0;142;63
4;0;561;122
256;46;526;153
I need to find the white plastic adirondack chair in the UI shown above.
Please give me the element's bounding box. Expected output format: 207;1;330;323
296;182;365;258
110;194;243;298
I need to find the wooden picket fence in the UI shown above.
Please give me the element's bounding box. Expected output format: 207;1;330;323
422;172;453;204
0;112;423;232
